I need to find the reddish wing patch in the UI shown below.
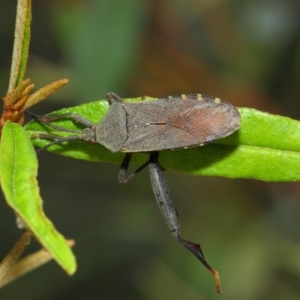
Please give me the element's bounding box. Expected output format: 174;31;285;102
174;100;240;141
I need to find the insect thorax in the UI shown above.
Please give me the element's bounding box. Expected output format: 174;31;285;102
94;102;127;153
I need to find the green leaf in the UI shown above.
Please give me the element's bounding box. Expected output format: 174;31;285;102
25;98;300;182
0;122;76;275
8;0;31;92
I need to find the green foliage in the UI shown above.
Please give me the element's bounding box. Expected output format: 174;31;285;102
25;98;300;182
0;122;76;274
0;0;76;281
2;0;300;297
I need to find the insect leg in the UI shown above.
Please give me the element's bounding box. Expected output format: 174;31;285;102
118;153;150;183
106;92;124;104
149;152;222;294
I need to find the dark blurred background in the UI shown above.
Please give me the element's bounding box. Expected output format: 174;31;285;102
1;1;300;299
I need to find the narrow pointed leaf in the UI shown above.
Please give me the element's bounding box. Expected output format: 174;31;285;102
25;97;300;182
8;0;32;92
0;122;76;274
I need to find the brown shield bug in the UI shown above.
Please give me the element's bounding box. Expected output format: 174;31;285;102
28;92;241;293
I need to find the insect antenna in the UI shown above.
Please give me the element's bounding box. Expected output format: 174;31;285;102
26;110;85;134
27;111;85;152
31;133;83;152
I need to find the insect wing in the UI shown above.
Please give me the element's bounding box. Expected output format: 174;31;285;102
121;95;240;152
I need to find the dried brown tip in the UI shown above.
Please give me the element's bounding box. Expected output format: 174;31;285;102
210;268;222;294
